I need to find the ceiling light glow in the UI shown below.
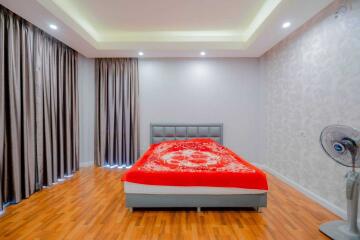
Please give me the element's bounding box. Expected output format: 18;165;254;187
38;0;282;45
138;51;144;56
49;24;58;30
282;22;291;28
200;51;206;56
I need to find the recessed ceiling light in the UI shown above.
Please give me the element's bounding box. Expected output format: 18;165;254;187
49;24;58;30
200;51;206;56
138;51;144;56
282;22;291;29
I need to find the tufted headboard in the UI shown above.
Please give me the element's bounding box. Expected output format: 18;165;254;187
150;123;223;144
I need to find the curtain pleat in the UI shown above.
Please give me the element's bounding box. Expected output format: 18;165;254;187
0;5;79;210
71;53;79;171
57;47;65;179
21;22;35;197
0;8;5;209
7;12;22;204
95;58;139;167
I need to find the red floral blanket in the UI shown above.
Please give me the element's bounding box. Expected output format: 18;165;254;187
122;138;268;190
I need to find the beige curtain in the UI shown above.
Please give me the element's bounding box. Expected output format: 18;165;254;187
0;6;79;210
95;58;139;167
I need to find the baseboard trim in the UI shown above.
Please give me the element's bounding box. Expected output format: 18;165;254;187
253;163;346;220
80;161;94;168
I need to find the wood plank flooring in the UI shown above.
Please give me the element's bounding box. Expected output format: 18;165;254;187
0;167;339;240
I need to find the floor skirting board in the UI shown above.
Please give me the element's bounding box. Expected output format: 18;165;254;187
252;163;347;220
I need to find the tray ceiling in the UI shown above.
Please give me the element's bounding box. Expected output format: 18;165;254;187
0;0;333;57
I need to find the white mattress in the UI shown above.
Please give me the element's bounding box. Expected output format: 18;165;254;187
124;182;267;195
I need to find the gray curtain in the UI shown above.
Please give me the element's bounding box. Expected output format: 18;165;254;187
95;58;139;167
0;6;79;210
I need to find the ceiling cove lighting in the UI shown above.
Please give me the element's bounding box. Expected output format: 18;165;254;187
49;24;58;30
282;22;291;28
39;0;282;43
138;51;144;56
200;51;206;56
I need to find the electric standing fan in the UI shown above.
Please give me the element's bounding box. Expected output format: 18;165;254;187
320;125;360;240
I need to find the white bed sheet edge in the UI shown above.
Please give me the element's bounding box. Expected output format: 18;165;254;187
124;182;267;195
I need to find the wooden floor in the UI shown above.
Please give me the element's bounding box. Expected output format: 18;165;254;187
0;167;339;240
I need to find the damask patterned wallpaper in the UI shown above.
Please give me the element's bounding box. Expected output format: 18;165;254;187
261;0;360;212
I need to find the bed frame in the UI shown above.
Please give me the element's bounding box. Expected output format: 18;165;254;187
125;123;267;212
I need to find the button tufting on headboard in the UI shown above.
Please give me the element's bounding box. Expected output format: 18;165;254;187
150;124;223;144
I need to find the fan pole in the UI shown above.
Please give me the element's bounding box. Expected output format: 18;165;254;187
346;170;360;234
320;170;360;240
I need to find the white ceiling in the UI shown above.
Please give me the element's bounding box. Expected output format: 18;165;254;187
0;0;333;58
56;0;264;32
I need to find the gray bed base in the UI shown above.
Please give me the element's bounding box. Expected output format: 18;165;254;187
126;123;267;212
125;193;267;212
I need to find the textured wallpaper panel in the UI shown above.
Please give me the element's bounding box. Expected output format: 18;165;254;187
261;0;360;211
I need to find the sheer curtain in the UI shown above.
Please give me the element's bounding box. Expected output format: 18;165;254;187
0;6;79;210
95;58;139;167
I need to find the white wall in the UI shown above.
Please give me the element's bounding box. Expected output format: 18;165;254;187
78;54;95;167
78;57;263;165
139;58;262;163
260;0;360;218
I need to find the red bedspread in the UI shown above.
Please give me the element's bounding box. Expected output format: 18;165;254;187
122;139;268;190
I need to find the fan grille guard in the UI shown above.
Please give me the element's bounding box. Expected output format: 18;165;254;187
320;125;360;168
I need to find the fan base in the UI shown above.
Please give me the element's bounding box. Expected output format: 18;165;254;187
320;220;360;240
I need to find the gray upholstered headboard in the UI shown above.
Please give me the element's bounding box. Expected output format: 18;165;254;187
150;124;223;144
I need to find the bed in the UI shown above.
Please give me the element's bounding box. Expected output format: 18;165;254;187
122;124;268;212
